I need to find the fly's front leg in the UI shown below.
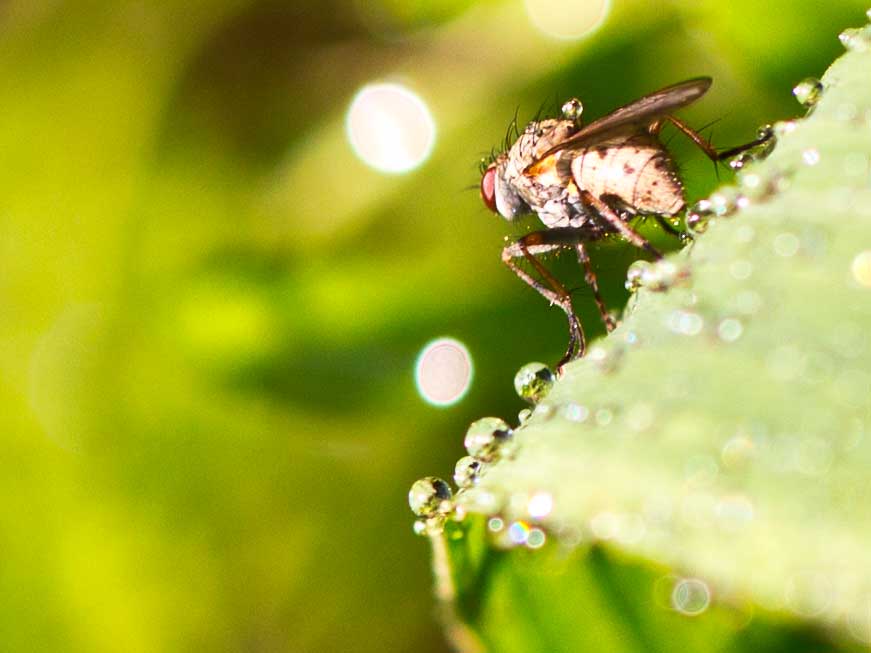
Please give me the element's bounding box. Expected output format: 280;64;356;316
575;243;616;332
579;189;662;260
502;228;592;368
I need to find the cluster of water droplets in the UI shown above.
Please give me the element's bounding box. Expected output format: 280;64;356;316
407;361;564;548
625;259;690;293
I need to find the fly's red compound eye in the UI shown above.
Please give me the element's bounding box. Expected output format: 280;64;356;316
480;166;497;213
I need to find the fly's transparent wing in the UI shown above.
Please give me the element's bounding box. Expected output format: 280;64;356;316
537;77;712;159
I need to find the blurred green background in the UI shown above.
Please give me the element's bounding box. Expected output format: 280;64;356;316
0;1;865;651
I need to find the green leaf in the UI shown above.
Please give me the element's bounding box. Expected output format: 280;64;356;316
425;18;871;653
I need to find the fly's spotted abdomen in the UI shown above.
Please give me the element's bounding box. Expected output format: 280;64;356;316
567;132;684;216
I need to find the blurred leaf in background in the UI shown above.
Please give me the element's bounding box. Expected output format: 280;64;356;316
0;0;865;651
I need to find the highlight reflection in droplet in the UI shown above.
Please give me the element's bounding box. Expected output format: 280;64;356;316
346;82;436;173
524;0;611;40
415;337;473;406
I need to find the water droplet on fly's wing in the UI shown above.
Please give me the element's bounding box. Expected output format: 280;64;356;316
464;417;513;462
561;97;584;122
454;456;484;488
513;362;555;403
408;477;453;517
792;77;824;108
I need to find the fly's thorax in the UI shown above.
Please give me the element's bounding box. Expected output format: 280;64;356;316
568;133;685;216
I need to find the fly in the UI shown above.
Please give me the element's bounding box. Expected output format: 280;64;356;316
479;77;771;370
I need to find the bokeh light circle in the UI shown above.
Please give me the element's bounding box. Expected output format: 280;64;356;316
524;0;611;40
414;337;473;407
346;82;436;174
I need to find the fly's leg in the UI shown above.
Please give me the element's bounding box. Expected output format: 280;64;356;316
653;115;773;162
502;228;593;369
579;189;663;260
575;243;616;332
654;215;683;239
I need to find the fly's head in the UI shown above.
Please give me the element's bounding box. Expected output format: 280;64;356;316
480;154;529;220
480;117;578;221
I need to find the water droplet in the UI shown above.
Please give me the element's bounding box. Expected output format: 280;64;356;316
464;417;513;462
717;318;744;342
625;260;649;292
686;199;715;235
526;528;547;548
721;434;755;468
715;494;754;531
507;520;531;545
513;362;555;403
457;487;501;514
672;578;711;615
840;25;871;51
785;572;833;617
346;82;436;173
561;97;584;122
487;516;505;532
792;77;824;108
453;456;483;489
774;120;797;137
413;514;447;537
414;337;473;406
527;491;554;519
518;407;533;425
667;310;704;336
594;407;614;426
773;232;800;257
728;151;755;171
561;402;590;423
709;187;739;216
634;259;686;292
533;402;555;419
409;476;453;517
851;250;871;287
802;148;820;166
757;123;775;141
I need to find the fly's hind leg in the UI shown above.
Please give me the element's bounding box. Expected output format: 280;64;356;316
502;227;593;369
575;243;616;332
651;115;774;163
